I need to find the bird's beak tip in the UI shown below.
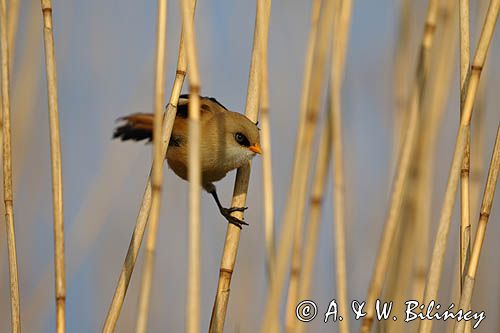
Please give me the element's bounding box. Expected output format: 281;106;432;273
249;144;262;154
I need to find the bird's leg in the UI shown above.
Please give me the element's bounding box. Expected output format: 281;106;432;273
209;188;248;228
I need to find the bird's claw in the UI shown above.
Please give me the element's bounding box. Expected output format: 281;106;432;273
226;206;248;213
220;207;249;229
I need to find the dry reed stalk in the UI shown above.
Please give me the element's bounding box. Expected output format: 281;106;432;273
418;1;499;332
383;1;416;328
459;0;472;329
0;0;21;331
7;0;20;70
328;1;352;333
392;0;413;165
295;119;331;333
208;1;270;331
360;1;439;332
271;0;322;329
257;0;275;281
40;1;67;331
102;3;195;330
410;0;458;303
179;0;203;331
469;0;490;222
281;2;336;330
459;0;471;292
470;81;486;219
133;0;168;332
454;124;500;333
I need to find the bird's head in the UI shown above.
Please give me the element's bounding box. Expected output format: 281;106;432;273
217;111;261;169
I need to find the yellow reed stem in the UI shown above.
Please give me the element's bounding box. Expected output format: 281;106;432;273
296;118;331;333
418;1;499;332
454;124;499;333
209;1;271;331
360;1;439;331
102;2;196;330
134;0;168;332
0;0;21;331
40;1;67;331
459;0;471;294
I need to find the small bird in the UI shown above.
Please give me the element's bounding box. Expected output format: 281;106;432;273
113;95;261;228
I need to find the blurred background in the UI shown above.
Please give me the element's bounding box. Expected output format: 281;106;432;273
1;0;499;332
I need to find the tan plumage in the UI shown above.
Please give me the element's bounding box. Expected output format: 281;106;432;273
113;95;261;227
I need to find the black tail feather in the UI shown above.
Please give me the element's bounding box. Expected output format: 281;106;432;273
113;124;152;142
113;114;153;142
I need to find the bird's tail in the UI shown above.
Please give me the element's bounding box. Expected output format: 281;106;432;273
113;113;154;142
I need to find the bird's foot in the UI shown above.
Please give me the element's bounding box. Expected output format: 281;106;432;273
220;206;249;229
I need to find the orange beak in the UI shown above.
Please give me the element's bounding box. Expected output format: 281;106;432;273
249;144;262;154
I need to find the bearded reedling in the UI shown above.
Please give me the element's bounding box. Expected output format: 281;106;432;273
113;95;261;228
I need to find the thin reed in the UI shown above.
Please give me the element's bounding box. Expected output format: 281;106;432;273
0;0;21;331
134;1;168;332
418;1;500;332
411;0;458;304
283;3;336;327
179;0;203;331
329;1;352;332
361;1;439;331
258;0;275;281
102;2;194;330
459;0;471;291
296;119;331;333
40;0;67;331
209;1;271;331
7;0;19;71
265;1;334;330
392;0;412;161
454;124;500;333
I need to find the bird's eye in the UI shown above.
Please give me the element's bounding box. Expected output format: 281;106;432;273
234;132;250;147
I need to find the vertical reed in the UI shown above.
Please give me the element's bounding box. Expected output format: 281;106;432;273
7;0;20;71
392;0;413;163
134;0;168;332
454;124;500;333
209;0;271;331
418;1;499;332
102;2;195;330
180;0;202;331
360;1;439;331
258;0;275;280
296;119;331;333
278;1;336;329
40;1;66;331
266;0;322;330
329;1;352;333
0;0;21;331
459;0;471;291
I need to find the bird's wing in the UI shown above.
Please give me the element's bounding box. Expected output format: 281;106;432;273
177;95;228;118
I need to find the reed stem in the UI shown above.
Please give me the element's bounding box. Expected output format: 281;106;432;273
180;0;203;331
0;0;21;331
454;124;500;333
258;0;275;282
459;0;471;294
209;1;271;331
134;0;168;332
40;1;67;331
418;1;499;332
360;1;439;331
296;118;331;333
278;1;336;330
329;1;352;332
102;2;195;330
